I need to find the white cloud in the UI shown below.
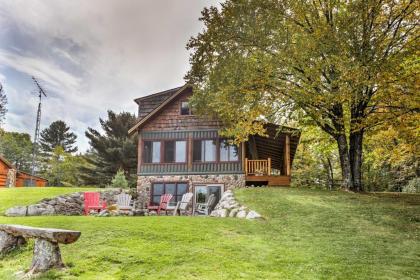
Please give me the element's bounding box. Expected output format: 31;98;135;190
0;0;220;151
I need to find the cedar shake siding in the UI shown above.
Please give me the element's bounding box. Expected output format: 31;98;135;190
142;87;221;132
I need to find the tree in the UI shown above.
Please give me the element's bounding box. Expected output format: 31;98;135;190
110;169;129;189
186;0;419;191
0;83;7;126
0;130;33;172
41;146;86;186
83;111;137;186
40;120;78;154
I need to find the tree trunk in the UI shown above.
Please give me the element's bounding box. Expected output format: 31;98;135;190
327;157;334;190
335;134;353;190
349;130;364;191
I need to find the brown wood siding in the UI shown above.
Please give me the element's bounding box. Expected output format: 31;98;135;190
0;159;9;187
137;90;176;120
142;88;222;132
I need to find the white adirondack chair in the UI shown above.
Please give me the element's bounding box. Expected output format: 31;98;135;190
195;194;216;216
173;192;193;216
116;193;134;211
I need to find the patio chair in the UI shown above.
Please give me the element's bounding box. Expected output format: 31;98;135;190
195;194;216;216
84;192;106;215
147;194;174;215
116;193;134;211
173;192;193;216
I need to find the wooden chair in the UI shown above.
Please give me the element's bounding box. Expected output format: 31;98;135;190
116;193;134;211
195;194;216;216
84;192;106;215
157;194;173;215
173;192;193;216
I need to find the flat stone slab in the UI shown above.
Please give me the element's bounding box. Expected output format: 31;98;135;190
0;224;81;244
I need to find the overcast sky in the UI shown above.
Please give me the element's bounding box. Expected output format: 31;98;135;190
0;0;219;151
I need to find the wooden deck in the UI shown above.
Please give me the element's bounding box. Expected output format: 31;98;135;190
244;157;291;186
245;175;290;186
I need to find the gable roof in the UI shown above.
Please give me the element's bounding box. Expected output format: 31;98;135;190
128;84;190;135
0;154;13;169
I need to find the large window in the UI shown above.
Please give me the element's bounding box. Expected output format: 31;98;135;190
164;140;187;163
193;139;217;162
151;182;188;205
143;141;161;163
219;139;239;162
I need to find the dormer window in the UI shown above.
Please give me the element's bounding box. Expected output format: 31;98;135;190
180;101;192;115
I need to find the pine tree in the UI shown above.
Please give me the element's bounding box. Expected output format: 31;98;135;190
39;120;78;154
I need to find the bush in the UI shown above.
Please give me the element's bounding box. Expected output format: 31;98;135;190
110;169;129;189
402;178;420;193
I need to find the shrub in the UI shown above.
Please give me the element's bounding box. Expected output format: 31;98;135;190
402;178;420;193
110;169;129;189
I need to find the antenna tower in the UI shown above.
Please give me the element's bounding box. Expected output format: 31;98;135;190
30;77;47;186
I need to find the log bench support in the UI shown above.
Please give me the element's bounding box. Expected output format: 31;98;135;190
0;231;27;253
0;224;80;275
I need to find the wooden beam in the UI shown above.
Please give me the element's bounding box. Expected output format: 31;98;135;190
283;135;290;176
187;132;193;171
137;134;142;174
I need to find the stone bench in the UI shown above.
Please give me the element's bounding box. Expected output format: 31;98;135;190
0;224;81;274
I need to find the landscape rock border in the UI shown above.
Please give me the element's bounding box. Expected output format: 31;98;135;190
210;190;262;220
4;189;143;217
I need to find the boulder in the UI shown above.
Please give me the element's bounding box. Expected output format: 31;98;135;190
246;210;262;220
236;210;247;218
229;208;239;217
5;206;27;217
219;209;228;218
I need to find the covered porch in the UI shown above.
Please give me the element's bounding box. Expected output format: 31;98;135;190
242;124;300;186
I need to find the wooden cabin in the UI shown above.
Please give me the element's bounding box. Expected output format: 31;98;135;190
0;155;47;187
128;85;300;208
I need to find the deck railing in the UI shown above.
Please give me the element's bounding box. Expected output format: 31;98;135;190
245;158;271;176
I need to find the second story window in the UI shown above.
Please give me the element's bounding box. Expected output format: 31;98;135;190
180;101;192;115
164;140;187;163
143;141;161;163
193;139;217;162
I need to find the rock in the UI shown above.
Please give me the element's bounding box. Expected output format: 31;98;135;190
27;205;44;216
236;210;247;218
219;209;228;218
0;231;26;253
246;211;262;220
229;208;239;217
5;206;27;217
28;239;64;274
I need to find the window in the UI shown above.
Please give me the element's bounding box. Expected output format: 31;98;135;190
143;141;161;163
219;139;239;162
151;182;188;205
193;139;216;162
180;101;191;115
164;140;187;163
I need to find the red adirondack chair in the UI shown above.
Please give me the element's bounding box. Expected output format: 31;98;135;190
148;194;173;215
84;192;107;215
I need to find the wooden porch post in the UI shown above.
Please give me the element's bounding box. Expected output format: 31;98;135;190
188;132;193;171
137;133;142;174
283;135;291;176
268;158;271;176
245;158;248;176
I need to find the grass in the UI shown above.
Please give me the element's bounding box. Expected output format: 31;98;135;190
0;187;100;214
0;187;419;279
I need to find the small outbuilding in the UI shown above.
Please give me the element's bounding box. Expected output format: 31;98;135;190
0;155;47;187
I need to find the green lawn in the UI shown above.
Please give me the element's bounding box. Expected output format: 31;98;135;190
0;188;419;279
0;187;100;214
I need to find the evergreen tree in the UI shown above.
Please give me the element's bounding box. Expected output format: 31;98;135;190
40;120;78;154
83;111;137;186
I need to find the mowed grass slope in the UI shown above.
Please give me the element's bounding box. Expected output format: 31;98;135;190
0;188;419;279
0;187;100;214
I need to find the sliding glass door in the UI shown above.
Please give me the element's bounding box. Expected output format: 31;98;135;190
194;184;223;210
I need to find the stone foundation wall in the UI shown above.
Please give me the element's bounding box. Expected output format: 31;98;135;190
137;174;245;207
